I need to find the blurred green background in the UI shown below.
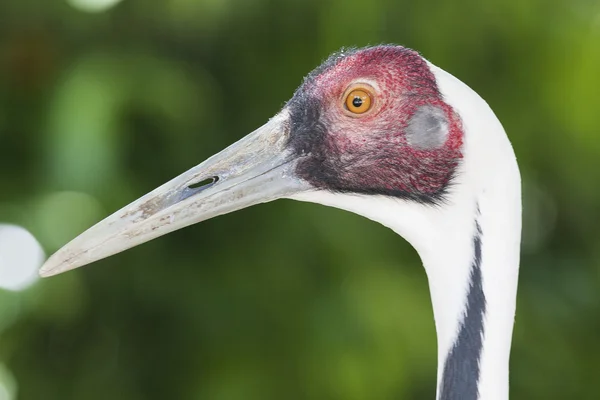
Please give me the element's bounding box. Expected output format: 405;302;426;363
1;0;599;399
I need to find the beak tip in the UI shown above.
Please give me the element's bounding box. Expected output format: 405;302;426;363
39;260;61;278
39;251;74;278
38;269;52;278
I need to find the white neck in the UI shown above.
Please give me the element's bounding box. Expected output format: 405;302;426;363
289;62;521;399
429;63;521;400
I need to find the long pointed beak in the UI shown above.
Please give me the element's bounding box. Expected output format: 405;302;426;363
40;111;311;277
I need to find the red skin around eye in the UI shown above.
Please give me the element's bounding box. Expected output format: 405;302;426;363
295;46;463;198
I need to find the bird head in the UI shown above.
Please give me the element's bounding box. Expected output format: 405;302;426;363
287;46;463;203
40;45;472;277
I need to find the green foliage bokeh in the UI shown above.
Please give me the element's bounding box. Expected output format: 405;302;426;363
1;0;599;399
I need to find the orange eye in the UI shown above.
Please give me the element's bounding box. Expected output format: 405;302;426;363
344;88;373;115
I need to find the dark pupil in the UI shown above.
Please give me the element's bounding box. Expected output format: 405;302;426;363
352;96;363;108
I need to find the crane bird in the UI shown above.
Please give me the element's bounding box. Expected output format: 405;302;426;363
40;45;521;400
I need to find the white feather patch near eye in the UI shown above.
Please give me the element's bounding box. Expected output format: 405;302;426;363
405;105;449;149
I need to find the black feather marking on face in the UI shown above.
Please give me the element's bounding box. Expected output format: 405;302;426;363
285;45;463;205
286;86;327;158
285;47;360;158
439;211;486;400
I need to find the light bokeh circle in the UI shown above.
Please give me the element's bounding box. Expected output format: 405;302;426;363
67;0;124;13
0;224;44;291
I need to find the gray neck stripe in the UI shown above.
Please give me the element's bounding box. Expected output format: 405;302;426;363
439;216;486;400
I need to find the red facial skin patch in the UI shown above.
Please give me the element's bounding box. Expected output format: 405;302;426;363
286;46;463;204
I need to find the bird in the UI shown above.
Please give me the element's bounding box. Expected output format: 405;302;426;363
40;45;521;400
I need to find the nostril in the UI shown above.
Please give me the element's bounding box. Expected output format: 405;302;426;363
178;176;220;203
188;176;219;190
